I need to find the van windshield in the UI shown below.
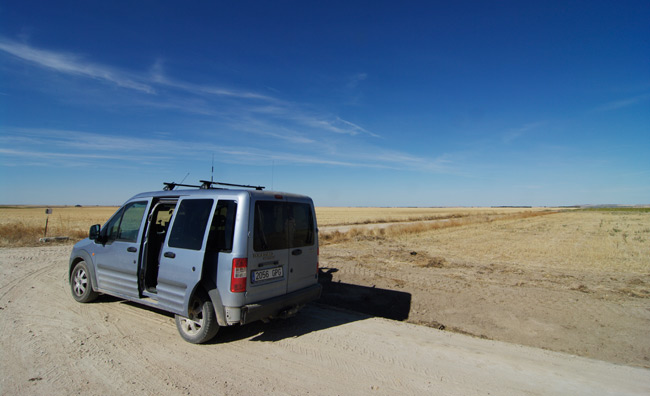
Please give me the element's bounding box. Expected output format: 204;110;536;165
253;201;314;251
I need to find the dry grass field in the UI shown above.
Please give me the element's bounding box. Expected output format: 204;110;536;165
413;209;650;274
319;208;650;367
0;206;117;247
0;205;551;247
315;206;553;226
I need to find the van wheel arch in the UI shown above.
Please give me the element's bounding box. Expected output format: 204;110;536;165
175;289;220;344
70;259;99;303
203;286;228;327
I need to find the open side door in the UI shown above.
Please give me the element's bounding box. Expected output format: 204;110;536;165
155;197;215;315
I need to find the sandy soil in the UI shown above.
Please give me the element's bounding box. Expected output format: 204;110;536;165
1;245;649;395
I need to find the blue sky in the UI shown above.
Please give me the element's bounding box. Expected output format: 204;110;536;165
1;1;648;206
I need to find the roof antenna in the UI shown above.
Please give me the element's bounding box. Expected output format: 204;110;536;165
211;154;214;183
180;172;190;184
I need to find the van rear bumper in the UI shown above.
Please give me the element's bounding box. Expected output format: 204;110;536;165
240;283;322;325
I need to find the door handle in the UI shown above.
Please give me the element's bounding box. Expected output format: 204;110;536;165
291;249;302;256
163;251;176;259
127;247;137;253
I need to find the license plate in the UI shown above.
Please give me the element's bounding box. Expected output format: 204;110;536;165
252;266;283;283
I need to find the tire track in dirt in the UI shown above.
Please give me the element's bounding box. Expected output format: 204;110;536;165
269;324;435;392
0;263;57;300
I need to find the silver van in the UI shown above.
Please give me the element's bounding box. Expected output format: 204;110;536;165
69;181;321;343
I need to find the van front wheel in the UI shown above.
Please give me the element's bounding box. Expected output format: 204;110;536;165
175;295;219;344
70;260;99;303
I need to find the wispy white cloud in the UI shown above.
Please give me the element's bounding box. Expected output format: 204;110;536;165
222;117;317;145
1;127;451;173
337;146;454;173
1;40;437;174
0;38;155;93
502;122;545;144
0;37;280;101
133;97;221;116
234;102;379;138
149;61;278;102
0;147;158;161
282;112;379;138
347;72;368;89
594;94;650;112
0;37;381;141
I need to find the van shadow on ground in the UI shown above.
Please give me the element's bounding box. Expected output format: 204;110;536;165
238;267;412;342
105;267;412;343
316;267;411;321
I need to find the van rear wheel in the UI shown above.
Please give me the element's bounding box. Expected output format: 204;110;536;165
175;295;219;344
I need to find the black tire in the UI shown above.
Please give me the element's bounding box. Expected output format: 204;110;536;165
70;260;99;303
175;294;219;344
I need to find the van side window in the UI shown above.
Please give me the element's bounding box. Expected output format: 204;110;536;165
289;203;314;248
103;201;147;243
168;199;214;250
206;200;237;252
254;201;286;251
254;201;314;251
117;202;147;242
104;207;124;241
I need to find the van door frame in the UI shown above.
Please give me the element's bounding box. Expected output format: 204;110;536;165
139;197;178;295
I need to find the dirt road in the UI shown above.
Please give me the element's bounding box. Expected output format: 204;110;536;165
1;246;648;395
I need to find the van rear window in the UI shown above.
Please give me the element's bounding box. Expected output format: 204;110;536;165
253;201;314;251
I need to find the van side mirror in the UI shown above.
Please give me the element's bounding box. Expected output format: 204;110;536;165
89;224;101;240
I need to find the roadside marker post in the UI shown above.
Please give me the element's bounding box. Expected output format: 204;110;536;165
44;208;52;237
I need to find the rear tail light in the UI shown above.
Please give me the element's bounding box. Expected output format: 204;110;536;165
230;258;247;293
317;246;320;274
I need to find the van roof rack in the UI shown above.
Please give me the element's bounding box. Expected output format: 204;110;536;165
163;182;201;191
163;181;265;191
199;180;265;190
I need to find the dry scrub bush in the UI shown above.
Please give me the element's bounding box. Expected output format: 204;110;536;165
0;222;43;247
0;222;89;247
0;206;115;247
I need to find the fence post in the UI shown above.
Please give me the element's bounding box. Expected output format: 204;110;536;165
44;208;52;237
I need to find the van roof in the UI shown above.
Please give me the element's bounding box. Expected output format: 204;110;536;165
128;188;311;202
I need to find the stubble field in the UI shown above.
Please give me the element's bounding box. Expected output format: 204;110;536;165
318;208;650;367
